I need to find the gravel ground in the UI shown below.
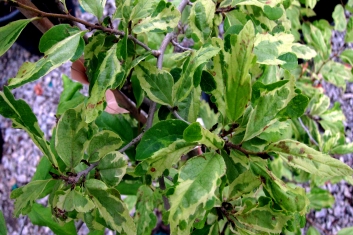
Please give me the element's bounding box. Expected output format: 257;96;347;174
1;2;353;235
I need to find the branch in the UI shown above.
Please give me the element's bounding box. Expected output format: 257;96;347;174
15;0;54;33
12;0;159;56
172;110;190;124
72;132;144;183
298;117;321;149
110;89;147;124
147;0;191;130
225;142;271;159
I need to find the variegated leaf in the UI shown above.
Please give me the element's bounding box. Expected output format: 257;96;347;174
86;179;136;235
136;120;189;160
55;104;89;169
178;86;202;123
188;0;215;43
8;25;85;89
135;185;158;235
174;44;220;103
136;139;196;178
243;77;295;141
134;62;175;106
98;151;127;187
250;158;309;214
78;0;106;19
225;20;254;122
132;1;180;34
10;179;57;217
56;188;95;213
0;87;58;167
85;43;125;123
169;153;226;235
183;122;224;149
86;130;122;162
266;140;353;179
0;18;34;57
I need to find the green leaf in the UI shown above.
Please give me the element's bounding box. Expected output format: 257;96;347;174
135;139;196;178
28;203;77;235
228;169;261;199
183;122;224;149
136;120;188;160
135;62;175;106
56;188;95;213
55;105;89;169
333;4;346;32
0;211;7;235
130;0;158;23
0;18;33;57
302;23;330;60
95;112;134;144
331;143;353;155
308;93;330;116
174;44;220;103
78;0;106;19
198;100;219;130
87;130;122;162
31;157;52;181
338;227;353;235
177;86;202;123
345;17;353;42
8;25;85;89
321;61;353;90
235;199;291;233
340;49;353;66
250;158;309;213
257;120;292;142
57;75;85;115
98;151;127;187
135;185;158;235
263;5;283;20
188;0;215;42
132;1;180;34
243;78;295;141
225;20;255;122
169;153;226;235
278;52;298;70
10;179;57;217
131;75;144;107
266;140;353;179
277;94;309;119
307;187;335;210
0;87;58;167
85;43;125;123
85;179;136;235
209;38;226;117
291;43;317;60
307;226;321;235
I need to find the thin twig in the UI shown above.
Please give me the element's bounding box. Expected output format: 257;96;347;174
172;110;190;124
298;117;321;149
110;89;147;124
76;221;84;232
72;132;144;183
12;0;158;56
18;216;28;235
158;177;171;210
171;40;193;51
119;132;144;153
147;0;190;130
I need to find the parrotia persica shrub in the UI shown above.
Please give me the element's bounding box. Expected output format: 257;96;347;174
1;0;353;234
